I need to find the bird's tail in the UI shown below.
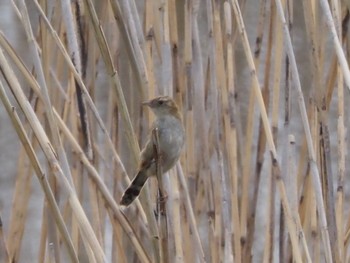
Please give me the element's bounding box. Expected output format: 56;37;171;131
120;171;148;206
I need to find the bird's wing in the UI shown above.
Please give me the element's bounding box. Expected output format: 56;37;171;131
139;137;155;170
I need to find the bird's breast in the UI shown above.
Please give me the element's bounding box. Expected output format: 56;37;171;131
153;116;185;170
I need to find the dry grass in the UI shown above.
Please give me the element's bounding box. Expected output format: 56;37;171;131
0;0;349;262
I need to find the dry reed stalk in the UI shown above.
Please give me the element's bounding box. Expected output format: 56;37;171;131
86;96;106;252
88;176;105;247
118;0;148;98
31;0;134;170
16;1;76;200
18;8;69;261
144;0;157;104
330;1;346;262
169;0;183;107
309;101;319;262
204;3;220;262
192;2;210;231
82;4;161;262
320;65;340;261
303;2;339;260
0;49;105;262
156;0;175;257
53;109;151;262
239;42;256;257
81;8;102;254
3;21;82;258
152;128;168;263
191;10;208;240
205;8;227;262
182;1;197;221
7;146;33;261
0;78;79;262
83;0;140;164
34;0;151;229
336;62;346;262
265;0;284;260
0;215;9;263
285;135;297;260
159;0;173;95
223;3;241;262
262;167;272;263
108;98;130;263
176;163;206;262
0;14;150;260
263;169;273;262
210;1;227;261
319;0;350;88
281;3;293;258
108;0;146;97
296;103;316;235
166;2;186;258
287;135;311;262
231;1;306;262
218;150;234;263
181;216;193;263
61;0;93;159
274;0;335;261
168;169;184;263
157;7;183;256
239;0;269;255
38;204;48;263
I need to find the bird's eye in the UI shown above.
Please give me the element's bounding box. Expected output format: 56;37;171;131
158;100;164;105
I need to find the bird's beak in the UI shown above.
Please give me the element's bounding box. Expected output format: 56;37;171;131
142;100;151;106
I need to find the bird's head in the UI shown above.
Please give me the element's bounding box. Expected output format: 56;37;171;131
142;96;180;118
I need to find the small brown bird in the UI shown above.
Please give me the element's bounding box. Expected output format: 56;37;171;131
120;96;185;206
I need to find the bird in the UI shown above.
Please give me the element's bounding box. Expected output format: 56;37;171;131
120;96;185;206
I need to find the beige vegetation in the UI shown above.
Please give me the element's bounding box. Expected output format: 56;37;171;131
0;0;349;262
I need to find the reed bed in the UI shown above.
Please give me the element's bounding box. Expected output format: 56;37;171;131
0;0;349;262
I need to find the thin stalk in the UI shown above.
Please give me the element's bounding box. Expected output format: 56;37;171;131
0;215;9;261
53;109;152;263
0;79;79;263
274;0;333;261
0;49;105;263
230;1;305;261
224;2;241;262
